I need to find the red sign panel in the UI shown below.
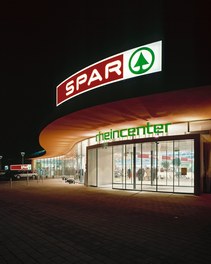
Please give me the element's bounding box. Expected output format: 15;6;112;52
56;41;162;106
56;54;123;106
137;154;150;158
162;156;172;160
10;164;31;171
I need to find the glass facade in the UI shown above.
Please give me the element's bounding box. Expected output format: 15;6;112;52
33;119;211;194
34;140;87;182
111;139;194;193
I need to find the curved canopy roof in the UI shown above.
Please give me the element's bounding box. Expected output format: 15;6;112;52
39;86;211;158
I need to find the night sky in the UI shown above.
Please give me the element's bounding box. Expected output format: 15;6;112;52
0;1;210;165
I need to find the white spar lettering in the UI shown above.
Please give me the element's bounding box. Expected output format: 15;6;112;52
65;59;122;97
105;60;122;79
76;74;87;90
88;69;102;86
65;80;74;96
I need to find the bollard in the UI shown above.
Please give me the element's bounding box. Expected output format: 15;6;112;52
10;177;12;189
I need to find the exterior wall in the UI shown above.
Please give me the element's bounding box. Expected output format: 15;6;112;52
87;148;97;186
200;135;211;193
98;147;112;186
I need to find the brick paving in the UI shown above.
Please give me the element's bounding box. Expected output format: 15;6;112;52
0;178;211;263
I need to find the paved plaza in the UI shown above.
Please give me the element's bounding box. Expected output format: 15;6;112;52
0;178;211;264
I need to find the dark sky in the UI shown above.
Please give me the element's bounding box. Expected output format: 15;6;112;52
0;0;210;165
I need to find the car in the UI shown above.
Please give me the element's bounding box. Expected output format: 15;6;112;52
13;171;38;180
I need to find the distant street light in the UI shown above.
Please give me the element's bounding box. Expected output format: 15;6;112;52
0;156;2;170
21;152;25;165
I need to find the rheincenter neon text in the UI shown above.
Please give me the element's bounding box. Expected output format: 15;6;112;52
96;122;171;142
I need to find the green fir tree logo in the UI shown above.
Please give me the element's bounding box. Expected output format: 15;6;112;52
129;47;155;74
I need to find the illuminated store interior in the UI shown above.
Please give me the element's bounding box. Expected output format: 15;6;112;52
33;117;211;194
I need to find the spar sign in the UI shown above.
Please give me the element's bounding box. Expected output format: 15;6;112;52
56;40;162;106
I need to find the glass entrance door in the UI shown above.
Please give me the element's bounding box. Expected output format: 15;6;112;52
141;142;157;192
112;139;194;193
125;144;134;190
157;141;174;192
173;140;194;193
